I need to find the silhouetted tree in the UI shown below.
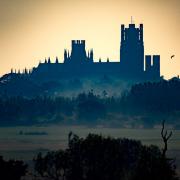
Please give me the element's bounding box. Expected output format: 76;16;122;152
33;133;178;180
0;156;27;180
76;92;106;122
34;151;69;180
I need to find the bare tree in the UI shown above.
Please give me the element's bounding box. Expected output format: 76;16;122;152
161;120;172;158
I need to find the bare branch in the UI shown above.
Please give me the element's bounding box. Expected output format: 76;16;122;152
161;120;165;138
161;120;173;158
167;131;173;140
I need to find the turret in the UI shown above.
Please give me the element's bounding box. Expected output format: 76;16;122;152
24;68;28;74
64;49;67;62
55;56;59;63
145;55;160;80
139;24;143;42
48;57;51;64
90;49;93;61
121;24;125;42
145;55;151;72
152;55;160;78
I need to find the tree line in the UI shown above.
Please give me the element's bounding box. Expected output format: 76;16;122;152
0;79;180;126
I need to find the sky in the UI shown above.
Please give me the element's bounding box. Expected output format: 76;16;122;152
0;0;179;79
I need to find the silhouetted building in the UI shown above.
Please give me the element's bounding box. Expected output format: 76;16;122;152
145;55;160;80
120;24;144;76
12;23;161;82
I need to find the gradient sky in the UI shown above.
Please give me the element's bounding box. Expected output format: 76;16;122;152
0;0;179;79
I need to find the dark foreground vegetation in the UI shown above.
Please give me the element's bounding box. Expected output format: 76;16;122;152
33;133;179;180
0;128;179;180
0;156;27;180
0;78;180;128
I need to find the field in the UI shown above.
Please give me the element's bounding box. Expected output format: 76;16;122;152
0;125;180;175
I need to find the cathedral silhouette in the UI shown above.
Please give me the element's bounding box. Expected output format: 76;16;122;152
12;23;161;82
